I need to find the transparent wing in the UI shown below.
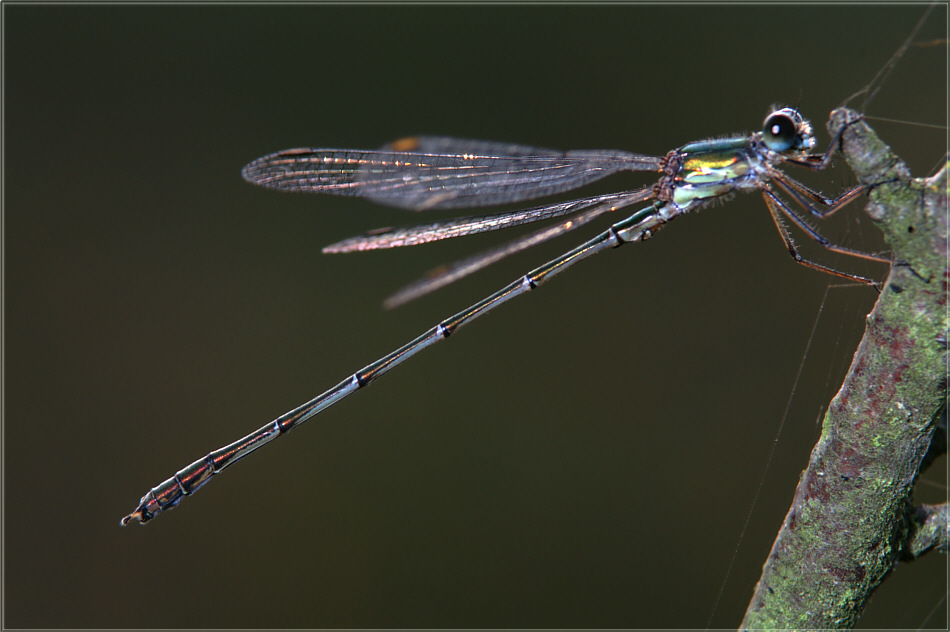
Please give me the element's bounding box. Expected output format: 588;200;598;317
242;136;663;210
382;187;657;307
321;189;648;253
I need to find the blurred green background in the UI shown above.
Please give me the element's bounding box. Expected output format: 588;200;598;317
5;4;946;629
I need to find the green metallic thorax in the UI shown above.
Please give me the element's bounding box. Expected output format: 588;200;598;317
672;137;760;207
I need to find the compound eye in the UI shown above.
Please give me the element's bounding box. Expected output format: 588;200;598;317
762;111;799;152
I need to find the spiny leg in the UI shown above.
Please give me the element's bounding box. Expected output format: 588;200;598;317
762;189;895;266
760;191;882;288
770;171;866;219
784;114;859;172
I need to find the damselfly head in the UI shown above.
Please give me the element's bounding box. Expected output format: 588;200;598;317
761;107;816;154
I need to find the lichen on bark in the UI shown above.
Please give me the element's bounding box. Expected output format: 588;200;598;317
740;109;948;630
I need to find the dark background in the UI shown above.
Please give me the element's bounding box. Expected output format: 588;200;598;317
5;4;946;629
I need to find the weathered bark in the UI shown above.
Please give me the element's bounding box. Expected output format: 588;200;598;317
741;108;948;630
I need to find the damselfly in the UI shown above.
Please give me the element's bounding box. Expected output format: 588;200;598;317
121;106;889;525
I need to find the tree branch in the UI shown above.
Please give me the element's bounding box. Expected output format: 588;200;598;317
740;108;948;630
904;502;949;558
